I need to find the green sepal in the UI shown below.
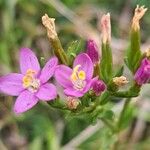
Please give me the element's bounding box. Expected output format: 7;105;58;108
100;42;113;83
106;66;124;92
107;80;118;92
126;29;142;73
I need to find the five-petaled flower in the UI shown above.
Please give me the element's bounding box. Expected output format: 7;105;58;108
134;58;150;85
0;48;58;114
55;53;97;97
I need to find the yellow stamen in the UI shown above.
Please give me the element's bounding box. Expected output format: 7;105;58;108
22;69;36;88
73;65;81;72
71;73;78;81
78;71;86;80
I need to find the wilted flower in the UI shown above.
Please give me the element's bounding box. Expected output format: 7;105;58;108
0;48;58;114
134;58;150;85
55;53;97;97
132;5;147;31
67;97;80;109
100;13;111;44
113;76;128;87
86;39;100;64
42;14;57;39
91;78;106;96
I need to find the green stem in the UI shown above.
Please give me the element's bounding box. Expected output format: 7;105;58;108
112;98;131;150
101;118;116;133
49;36;69;65
117;98;131;131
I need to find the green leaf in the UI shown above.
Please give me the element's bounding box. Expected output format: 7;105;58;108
101;110;115;120
118;104;135;130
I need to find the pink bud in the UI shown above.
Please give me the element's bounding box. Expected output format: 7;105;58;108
100;13;111;44
91;79;106;96
134;58;150;85
86;39;100;64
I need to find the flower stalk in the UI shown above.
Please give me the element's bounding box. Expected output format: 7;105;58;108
99;13;113;83
126;5;147;72
42;14;69;65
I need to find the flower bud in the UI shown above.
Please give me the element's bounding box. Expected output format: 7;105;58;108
91;79;106;96
86;40;100;64
134;58;150;85
42;14;57;39
132;5;147;31
100;13;111;44
113;76;128;87
66;97;80;110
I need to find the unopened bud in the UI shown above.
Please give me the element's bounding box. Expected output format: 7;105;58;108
134;58;150;85
132;5;147;31
113;76;128;87
86;39;100;64
100;13;111;44
91;79;106;96
42;14;57;39
67;97;80;110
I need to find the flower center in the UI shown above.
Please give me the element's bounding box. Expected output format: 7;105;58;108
70;65;86;90
22;69;40;93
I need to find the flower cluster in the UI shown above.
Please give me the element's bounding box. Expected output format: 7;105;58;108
0;46;105;114
0;5;149;118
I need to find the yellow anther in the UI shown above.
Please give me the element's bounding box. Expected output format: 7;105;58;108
73;65;81;72
78;71;86;80
71;73;78;81
71;65;86;82
22;70;35;88
23;76;32;87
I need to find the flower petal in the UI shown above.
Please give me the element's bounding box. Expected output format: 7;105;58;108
64;88;84;97
55;65;73;88
36;83;57;101
39;57;58;83
13;90;38;114
0;73;24;96
20;48;40;74
83;77;98;93
73;53;93;80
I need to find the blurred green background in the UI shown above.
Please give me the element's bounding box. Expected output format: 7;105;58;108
0;0;150;150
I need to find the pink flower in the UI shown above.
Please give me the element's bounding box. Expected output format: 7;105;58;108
86;39;100;64
55;53;96;97
134;58;150;85
0;48;58;114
